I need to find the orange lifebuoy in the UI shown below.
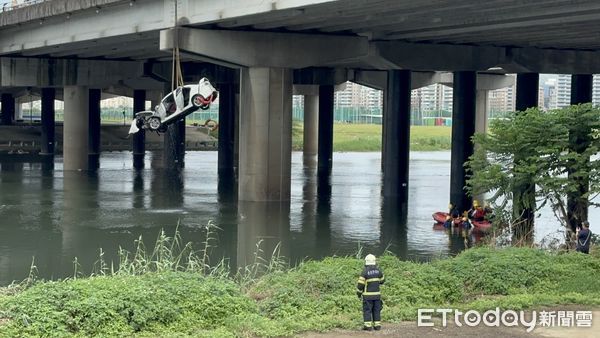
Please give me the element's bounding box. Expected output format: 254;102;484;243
204;119;219;131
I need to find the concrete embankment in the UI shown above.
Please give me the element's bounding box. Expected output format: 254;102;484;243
0;124;217;154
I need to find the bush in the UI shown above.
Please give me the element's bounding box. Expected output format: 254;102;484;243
0;273;255;337
1;247;599;336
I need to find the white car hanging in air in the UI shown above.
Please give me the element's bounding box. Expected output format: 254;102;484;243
129;78;218;134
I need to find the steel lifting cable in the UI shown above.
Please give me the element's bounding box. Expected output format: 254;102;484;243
171;0;184;92
172;44;184;90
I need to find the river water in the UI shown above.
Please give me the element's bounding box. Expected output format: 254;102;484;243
0;151;580;285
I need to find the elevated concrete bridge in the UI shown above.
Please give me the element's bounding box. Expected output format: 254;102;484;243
0;0;598;211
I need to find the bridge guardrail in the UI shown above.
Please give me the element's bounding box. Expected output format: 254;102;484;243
2;0;47;12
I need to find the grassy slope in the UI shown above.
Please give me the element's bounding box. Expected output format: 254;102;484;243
0;247;598;337
292;122;452;152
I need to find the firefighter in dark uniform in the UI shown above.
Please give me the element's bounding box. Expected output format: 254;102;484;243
356;254;385;331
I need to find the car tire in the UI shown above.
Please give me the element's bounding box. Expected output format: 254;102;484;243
135;118;145;129
200;104;210;110
158;124;168;133
191;94;204;108
148;116;162;131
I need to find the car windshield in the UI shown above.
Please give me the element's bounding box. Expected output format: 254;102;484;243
160;87;192;115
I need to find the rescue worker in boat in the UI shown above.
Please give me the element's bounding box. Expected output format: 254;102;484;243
468;200;487;222
444;203;461;228
460;216;472;230
356;254;385;331
443;215;453;228
576;221;592;254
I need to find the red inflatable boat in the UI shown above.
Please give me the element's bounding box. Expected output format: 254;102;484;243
471;219;492;231
432;212;461;226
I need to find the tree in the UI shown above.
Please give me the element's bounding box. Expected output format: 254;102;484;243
466;104;600;242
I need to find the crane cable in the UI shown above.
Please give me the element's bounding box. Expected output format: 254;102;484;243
171;0;184;92
172;44;184;90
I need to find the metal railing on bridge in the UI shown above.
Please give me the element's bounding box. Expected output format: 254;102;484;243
2;0;46;13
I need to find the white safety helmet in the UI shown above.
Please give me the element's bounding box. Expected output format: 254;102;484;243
365;254;376;266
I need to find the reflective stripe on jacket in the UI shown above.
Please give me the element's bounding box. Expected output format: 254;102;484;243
356;265;385;300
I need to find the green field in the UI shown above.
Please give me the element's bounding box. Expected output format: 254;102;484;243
292;122;452;152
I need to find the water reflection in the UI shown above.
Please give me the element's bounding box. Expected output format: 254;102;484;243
62;171;101;272
132;171;145;209
379;198;408;259
237;201;290;269
315;171;332;260
0;151;570;285
150;169;184;209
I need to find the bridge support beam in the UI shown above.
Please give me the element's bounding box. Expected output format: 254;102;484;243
383;69;411;201
88;89;101;170
163;84;185;169
218;82;236;198
239;67;292;202
218;82;236;176
514;72;539;237
1;93;14;125
472;88;489;203
318;85;334;175
450;71;477;213
475;90;488;134
303;94;319;165
132;89;146;169
63;85;89;171
567;74;593;231
40;88;55;156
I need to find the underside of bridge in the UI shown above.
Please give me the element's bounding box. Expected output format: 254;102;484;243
0;0;599;210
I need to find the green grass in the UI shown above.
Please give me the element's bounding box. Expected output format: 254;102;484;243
292;122;451;152
0;241;598;337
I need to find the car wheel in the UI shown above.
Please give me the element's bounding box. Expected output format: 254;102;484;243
148;116;162;130
200;104;210;110
191;94;204;108
135;118;145;129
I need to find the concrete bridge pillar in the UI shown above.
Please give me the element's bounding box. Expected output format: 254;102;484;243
381;90;387;172
15;103;23;121
318;85;334;175
218;82;235;176
163;84;185;169
88;89;101;170
218;82;236;199
472;89;489;204
567;74;594;230
132;89;146;169
570;74;593;105
450;71;477;213
40;88;55;156
514;73;539;235
516;73;539;112
234;92;240;173
475;89;489;134
238;67;292;202
63;86;89;171
382;69;411;200
303;94;319;163
1;93;15;125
